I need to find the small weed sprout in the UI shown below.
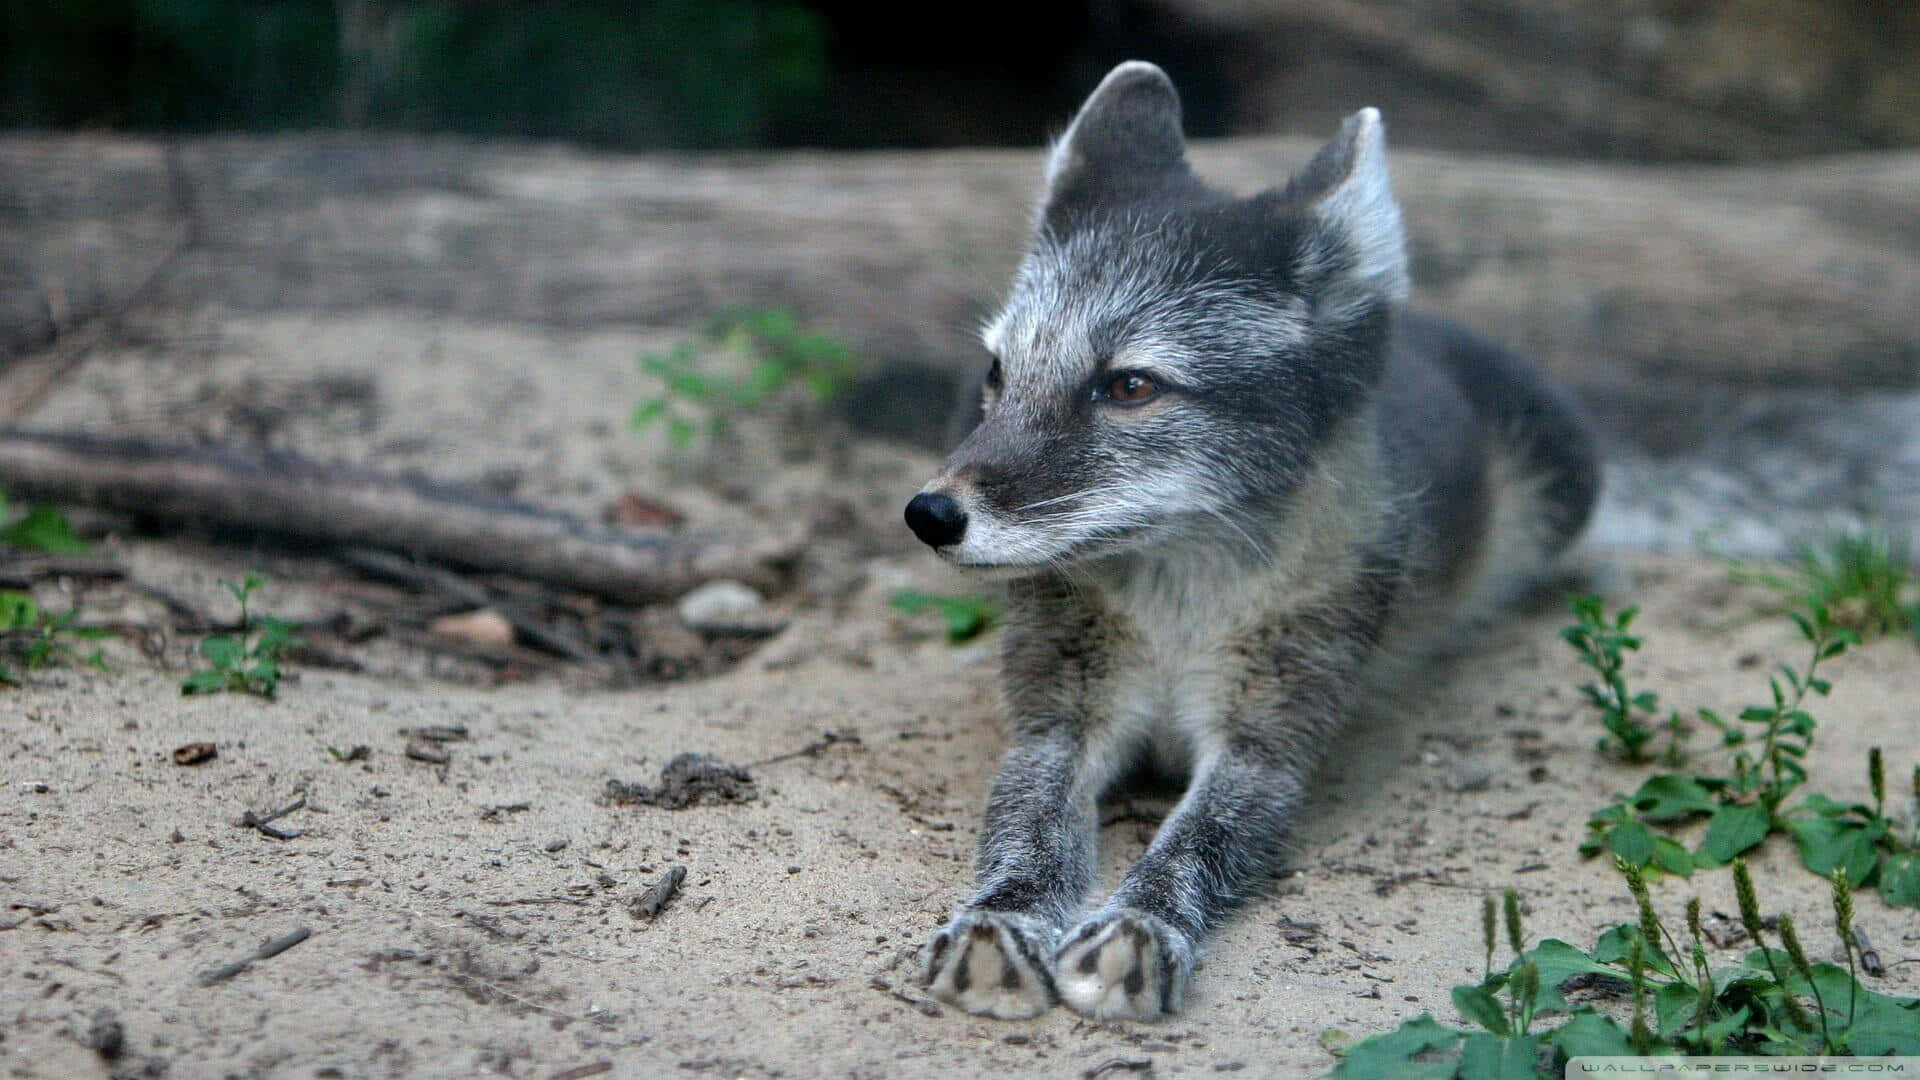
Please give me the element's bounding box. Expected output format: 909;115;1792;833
1561;596;1670;763
182;575;300;700
632;308;858;448
889;589;999;644
0;591;109;686
1731;527;1918;640
0;489;91;554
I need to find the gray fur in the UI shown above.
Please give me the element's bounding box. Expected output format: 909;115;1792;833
911;61;1599;1021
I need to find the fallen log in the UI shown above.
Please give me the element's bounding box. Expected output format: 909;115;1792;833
0;429;800;604
3;134;1915;397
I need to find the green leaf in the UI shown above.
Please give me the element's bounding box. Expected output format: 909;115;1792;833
1650;836;1694;876
736;358;789;403
1654;979;1699;1034
1548;1009;1636;1059
666;369;718;399
223;574;264;608
1783;814;1882;885
630;398;668;428
1592;926;1678;979
1630;774;1717;823
181;670;227;695
1794;791;1867;819
1838;980;1920;1054
1456;1032;1539;1078
0;591;38;629
199;635;245;669
1525;940;1622;986
666;413;698;448
802;369;841;400
255;618;296;655
1701;1004;1751;1048
1877;852;1920;909
1607;821;1655;867
889;589;999;643
1451;984;1509;1035
1330;1013;1462;1079
1775;963;1920;1054
1702;803;1772;862
1586;802;1631;827
0;504;91;554
1698;707;1742;745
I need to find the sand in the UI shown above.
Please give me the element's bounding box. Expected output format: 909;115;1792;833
3;309;1915;1079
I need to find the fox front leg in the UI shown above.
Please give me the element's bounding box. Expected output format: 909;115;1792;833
924;731;1104;1018
1055;595;1386;1021
1054;754;1307;1019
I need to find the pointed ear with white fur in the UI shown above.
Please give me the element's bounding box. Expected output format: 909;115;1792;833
1289;108;1409;315
1042;61;1194;217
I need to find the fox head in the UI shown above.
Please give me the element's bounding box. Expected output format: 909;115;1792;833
905;61;1409;571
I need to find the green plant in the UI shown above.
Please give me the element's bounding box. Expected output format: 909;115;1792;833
1328;861;1920;1077
182;575;299;700
1732;527;1918;641
1560;596;1676;764
1781;750;1920;909
1334;566;1920;1076
889;589;999;644
0;591;108;685
1567;594;1914;907
632;308;857;448
0;489;90;554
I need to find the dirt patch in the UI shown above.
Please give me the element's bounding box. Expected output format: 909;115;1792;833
605;753;760;810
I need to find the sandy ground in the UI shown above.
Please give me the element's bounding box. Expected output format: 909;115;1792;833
3;308;1917;1078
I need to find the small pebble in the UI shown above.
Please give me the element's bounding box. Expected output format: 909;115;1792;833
405;740;450;765
87;1008;123;1059
429;608;514;648
1445;760;1493;793
677;580;767;632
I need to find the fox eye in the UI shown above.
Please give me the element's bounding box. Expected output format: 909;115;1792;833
985;358;1003;391
1100;371;1160;405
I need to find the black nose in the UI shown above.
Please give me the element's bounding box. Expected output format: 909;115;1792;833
904;492;968;548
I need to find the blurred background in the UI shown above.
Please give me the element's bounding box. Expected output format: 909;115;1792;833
6;0;1918;159
2;0;1917;562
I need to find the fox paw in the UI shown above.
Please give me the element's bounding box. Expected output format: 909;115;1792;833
923;909;1059;1019
1054;909;1191;1020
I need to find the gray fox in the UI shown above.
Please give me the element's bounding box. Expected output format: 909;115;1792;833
903;61;1599;1020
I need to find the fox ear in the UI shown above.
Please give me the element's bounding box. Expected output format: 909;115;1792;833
1288;108;1409;312
1043;61;1193;211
